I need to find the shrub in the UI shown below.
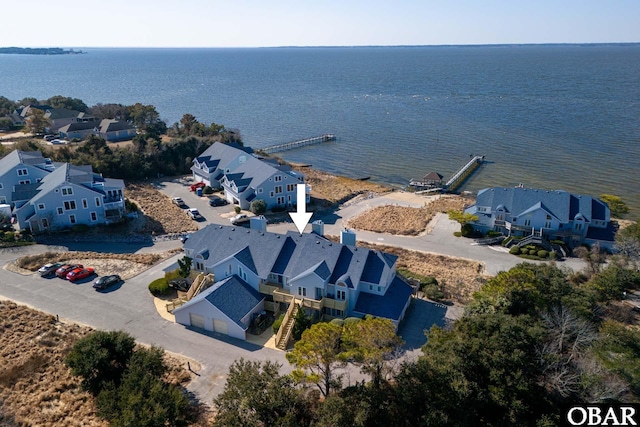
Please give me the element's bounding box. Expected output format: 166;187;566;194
509;246;521;255
344;317;362;327
549;251;557;260
330;318;344;327
486;230;502;237
537;250;549;258
272;313;285;334
460;223;475;238
271;206;287;213
234;206;241;214
71;224;90;233
203;185;214;195
125;199;138;212
423;283;444;301
453;231;462;237
2;232;14;242
148;278;171;296
164;268;181;281
250;199;267;215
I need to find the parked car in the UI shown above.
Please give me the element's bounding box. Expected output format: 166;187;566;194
67;267;95;282
208;196;228;207
190;182;206;192
49;139;68;145
38;262;63;277
93;274;122;291
230;213;249;225
168;278;191;292
180;234;190;243
55;264;83;278
172;197;186;207
43;134;56;141
187;208;203;220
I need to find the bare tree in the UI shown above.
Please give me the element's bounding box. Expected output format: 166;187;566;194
574;243;607;277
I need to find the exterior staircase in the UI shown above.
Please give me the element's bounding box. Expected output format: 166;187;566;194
275;299;302;350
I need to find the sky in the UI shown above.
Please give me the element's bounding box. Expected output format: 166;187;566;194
2;0;639;48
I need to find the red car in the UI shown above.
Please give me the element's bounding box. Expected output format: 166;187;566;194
67;267;95;282
55;264;83;278
190;182;206;192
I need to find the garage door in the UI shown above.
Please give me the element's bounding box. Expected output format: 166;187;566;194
213;319;228;335
189;313;205;329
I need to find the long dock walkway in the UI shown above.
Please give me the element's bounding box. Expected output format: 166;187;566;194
445;155;485;192
261;134;336;154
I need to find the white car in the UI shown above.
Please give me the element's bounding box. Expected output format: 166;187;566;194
49;139;68;145
230;213;249;225
187;208;202;220
172;197;185;207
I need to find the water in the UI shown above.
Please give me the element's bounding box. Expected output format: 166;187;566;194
1;45;639;214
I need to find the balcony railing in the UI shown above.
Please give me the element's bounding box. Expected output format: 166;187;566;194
271;287;347;312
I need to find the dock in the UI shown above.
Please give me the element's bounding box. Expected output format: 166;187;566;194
261;134;336;154
410;155;485;193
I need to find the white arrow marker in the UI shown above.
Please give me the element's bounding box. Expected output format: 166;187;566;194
289;184;312;234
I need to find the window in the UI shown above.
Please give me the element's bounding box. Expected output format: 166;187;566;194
274;186;283;194
298;287;307;297
62;187;73;196
238;266;247;281
270;191;274;198
287;184;295;192
64;200;77;210
274;175;282;182
334;309;344;317
195;262;204;270
82;199;88;209
57;207;63;215
546;214;551;220
0;197;6;204
0;183;3;189
41;218;49;229
37;203;45;210
337;290;346;300
544;221;551;229
90;212;97;221
95;197;101;207
258;188;263;194
524;219;531;227
18;179;30;185
17;168;28;176
575;223;582;231
69;214;76;224
277;196;285;205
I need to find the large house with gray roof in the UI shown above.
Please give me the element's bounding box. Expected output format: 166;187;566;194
175;223;414;341
464;187;616;250
191;142;308;210
0;150;126;232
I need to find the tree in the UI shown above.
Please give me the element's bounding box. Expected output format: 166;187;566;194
286;322;345;397
574;243;607;277
0;96;18;116
0;117;12;131
177;256;192;278
46;95;88;112
340;316;404;388
24;108;50;134
447;210;478;225
600;194;630;219
292;306;311;341
250;199;267;215
65;330;135;395
213;358;313;427
88;102;128;120
179;114;198;136
96;346;193;427
128;103;167;136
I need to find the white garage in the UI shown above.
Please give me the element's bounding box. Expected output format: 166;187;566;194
174;276;265;341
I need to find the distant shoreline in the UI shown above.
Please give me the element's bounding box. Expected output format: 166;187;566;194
0;47;84;55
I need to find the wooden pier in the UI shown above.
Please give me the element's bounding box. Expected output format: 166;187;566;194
410;155;485;193
444;155;485;192
261;134;336;154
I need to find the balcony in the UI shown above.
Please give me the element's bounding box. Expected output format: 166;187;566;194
104;198;124;211
270;287;347;312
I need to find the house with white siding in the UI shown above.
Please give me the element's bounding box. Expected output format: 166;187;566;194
176;223;414;342
464;186;616;250
191;142;308;210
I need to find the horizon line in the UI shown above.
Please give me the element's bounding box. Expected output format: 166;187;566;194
3;42;640;50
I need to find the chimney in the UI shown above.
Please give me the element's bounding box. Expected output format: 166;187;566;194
340;228;356;246
311;220;324;236
250;215;267;233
